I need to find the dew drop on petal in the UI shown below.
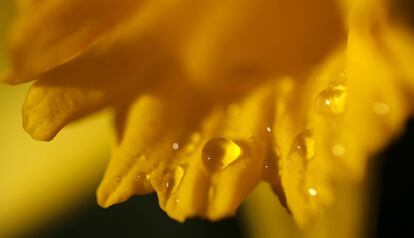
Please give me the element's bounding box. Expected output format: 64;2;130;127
172;142;180;151
202;137;242;173
116;176;121;182
315;83;347;116
289;129;315;161
164;166;185;196
266;126;272;133
137;173;150;181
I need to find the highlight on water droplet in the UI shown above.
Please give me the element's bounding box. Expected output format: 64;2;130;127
289;129;315;161
172;142;180;151
137;173;150;181
315;83;347;116
308;187;318;197
331;143;346;157
266;126;272;133
372;101;390;115
201;137;242;174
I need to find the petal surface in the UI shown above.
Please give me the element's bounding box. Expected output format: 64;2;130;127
4;0;146;84
98;82;275;221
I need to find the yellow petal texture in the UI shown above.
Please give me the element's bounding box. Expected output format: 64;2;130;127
3;0;414;229
98;81;274;221
3;0;146;84
20;3;178;141
180;0;344;92
272;43;410;227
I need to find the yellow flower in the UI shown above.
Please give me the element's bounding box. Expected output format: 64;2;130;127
1;0;414;230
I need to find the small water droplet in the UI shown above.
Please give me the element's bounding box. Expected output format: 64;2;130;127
164;166;185;196
116;176;121;182
315;83;347;116
289;129;315;161
137;173;149;181
175;199;180;204
202;137;242;173
308;187;318;197
331;143;346;157
372;102;390;115
264;160;270;169
172;142;180;151
266;126;272;133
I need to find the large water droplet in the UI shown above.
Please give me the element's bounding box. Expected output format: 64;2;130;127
315;83;347;116
289;129;315;161
202;137;242;173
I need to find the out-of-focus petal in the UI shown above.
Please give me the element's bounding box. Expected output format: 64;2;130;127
266;0;412;226
0;84;113;237
3;0;146;84
244;182;367;238
180;0;344;92
272;46;409;226
20;2;178;141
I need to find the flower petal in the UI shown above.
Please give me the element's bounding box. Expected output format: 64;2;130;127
4;0;146;84
97;81;212;209
97;82;275;221
155;83;274;221
273;47;410;226
181;0;344;92
22;28;168;141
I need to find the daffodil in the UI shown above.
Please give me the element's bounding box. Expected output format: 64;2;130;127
1;0;414;233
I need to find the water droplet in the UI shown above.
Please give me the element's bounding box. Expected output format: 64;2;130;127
202;137;242;173
308;187;318;197
315;83;347;116
116;176;121;182
172;142;180;151
164;166;185;196
266;126;272;133
264;160;270;169
137;173;150;181
372;102;390;115
227;103;240;117
289;129;315;161
331;143;346;157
